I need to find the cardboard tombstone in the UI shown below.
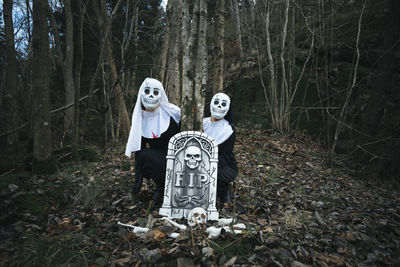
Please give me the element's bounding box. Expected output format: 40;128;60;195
159;131;219;220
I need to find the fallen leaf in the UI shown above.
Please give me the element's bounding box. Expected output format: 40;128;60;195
153;229;167;242
223;256;237;267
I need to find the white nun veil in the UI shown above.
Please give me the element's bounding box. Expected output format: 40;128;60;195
125;78;181;157
203;118;233;145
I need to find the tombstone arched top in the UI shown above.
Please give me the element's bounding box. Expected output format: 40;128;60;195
168;131;218;160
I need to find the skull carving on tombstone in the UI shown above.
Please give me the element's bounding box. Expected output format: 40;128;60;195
188;207;207;226
210;93;230;119
184;145;202;169
141;83;162;110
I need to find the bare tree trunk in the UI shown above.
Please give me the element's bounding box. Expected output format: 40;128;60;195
165;0;182;104
47;0;75;134
194;0;207;131
73;1;85;160
264;0;278;128
130;5;139;101
98;0;130;139
85;0;129;141
106;41;131;138
32;0;55;174
80;0;124;141
102;63;114;144
330;0;366;164
3;0;19;147
180;0;197;131
250;0;255;36
120;0;137;97
279;0;289;131
159;0;172;84
212;0;225;94
119;0;138;135
64;0;75;133
230;0;243;57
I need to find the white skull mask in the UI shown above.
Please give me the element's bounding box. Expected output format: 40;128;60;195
188;207;207;226
210;93;230;120
184;146;202;169
141;84;162;110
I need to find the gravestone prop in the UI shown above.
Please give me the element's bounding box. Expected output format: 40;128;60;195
159;131;219;220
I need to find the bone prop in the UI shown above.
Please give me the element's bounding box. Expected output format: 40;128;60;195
160;217;187;230
218;218;235;226
206;226;243;238
169;232;180;238
117;221;149;234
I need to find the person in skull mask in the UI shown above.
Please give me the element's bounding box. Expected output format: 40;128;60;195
203;92;237;204
125;78;181;204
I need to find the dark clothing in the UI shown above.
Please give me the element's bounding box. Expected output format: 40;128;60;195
217;131;238;201
132;118;180;199
135;148;168;186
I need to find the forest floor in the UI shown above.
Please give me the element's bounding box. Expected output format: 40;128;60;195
1;129;399;266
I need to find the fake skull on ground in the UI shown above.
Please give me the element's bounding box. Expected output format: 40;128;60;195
184;145;201;169
141;83;161;110
210;93;230;120
188;207;207;226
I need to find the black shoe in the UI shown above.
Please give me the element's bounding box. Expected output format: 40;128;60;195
131;175;143;195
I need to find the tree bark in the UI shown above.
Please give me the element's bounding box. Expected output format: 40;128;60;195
279;0;289;130
330;0;366;164
230;0;243;57
47;0;75;134
165;0;182;104
73;0;84;159
159;0;172;84
32;0;55;174
64;0;75;133
98;0;130;139
180;0;198;131
3;0;19;147
212;0;225;94
194;0;208;131
120;0;137;98
106;41;131;138
264;1;278;128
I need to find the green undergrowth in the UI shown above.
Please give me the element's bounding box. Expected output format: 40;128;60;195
32;156;57;175
255;149;279;165
14;193;49;216
0;172;31;190
54;145;99;163
210;235;259;261
16;233;89;267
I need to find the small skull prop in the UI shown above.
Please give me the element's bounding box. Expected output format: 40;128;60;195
210;93;230;119
141;82;162;110
184;145;201;169
188;207;207;226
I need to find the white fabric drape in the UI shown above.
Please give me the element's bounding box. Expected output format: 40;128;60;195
203;117;233;145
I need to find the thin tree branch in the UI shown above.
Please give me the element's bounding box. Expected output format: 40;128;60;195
330;0;367;163
0;89;100;137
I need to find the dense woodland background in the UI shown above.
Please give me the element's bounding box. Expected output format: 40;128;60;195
1;1;400;266
0;0;399;181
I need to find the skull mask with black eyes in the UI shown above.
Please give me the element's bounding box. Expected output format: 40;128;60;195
210;93;230;120
141;82;162;110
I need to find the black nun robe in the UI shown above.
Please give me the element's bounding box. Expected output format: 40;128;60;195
125;78;181;203
203;104;238;204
